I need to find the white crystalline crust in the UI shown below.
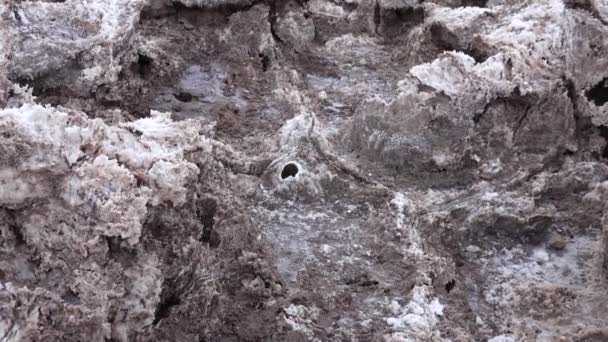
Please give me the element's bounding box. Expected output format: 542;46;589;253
384;286;444;341
9;0;145;87
0;102;209;340
1;104;204;243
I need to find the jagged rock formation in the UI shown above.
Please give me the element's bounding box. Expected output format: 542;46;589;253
2;0;608;341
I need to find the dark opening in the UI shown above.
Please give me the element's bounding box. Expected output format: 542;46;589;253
153;292;181;325
563;0;593;12
13;9;21;22
105;236;137;266
281;163;299;179
198;198;220;247
345;274;378;287
133;53;153;78
393;7;425;24
9;222;25;245
598;126;608;159
375;6;425;40
460;44;490;64
445;279;456;293
461;0;487;7
260;53;271;72
472;111;483;124
430;23;489;63
61;289;81;304
586;78;608;106
174;91;193;102
359;279;379;287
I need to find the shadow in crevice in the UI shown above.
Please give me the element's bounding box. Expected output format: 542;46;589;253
461;0;487;7
586;78;608;107
375;5;425;41
153;284;182;325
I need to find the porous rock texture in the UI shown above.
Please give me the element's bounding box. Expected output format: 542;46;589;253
2;0;608;341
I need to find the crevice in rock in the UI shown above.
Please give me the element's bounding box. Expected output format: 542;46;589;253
461;0;487;7
9;222;25;246
345;274;378;287
142;1;262;21
586;77;608;107
375;5;425;41
597;125;608;159
429;23;489;63
177;1;260;18
132;53;154;79
61;289;81;304
153;284;182;325
564;0;594;11
373;0;381;35
174;91;194;102
259;53;271;72
268;0;285;45
6;211;25;246
460;44;490;64
564;77;595;154
512;104;532;138
445;279;456;293
13;8;22;23
105;236;137;266
473;102;491;124
198;198;220;247
565;78;583;141
14;0;66;2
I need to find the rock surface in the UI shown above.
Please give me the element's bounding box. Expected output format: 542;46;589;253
2;0;608;341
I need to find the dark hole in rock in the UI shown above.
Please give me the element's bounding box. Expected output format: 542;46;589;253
586;78;608;106
105;236;137;266
376;6;425;40
445;279;456;293
563;0;593;12
260;53;271;72
148;221;165;239
153;292;181;325
61;289;81;304
198;198;220;247
13;9;21;22
461;0;487;7
133;53;153;78
345;274;378;286
9;222;25;246
281;163;299;179
430;23;489;63
430;22;458;52
461;45;490;64
360;279;379;287
393;7;425;23
472;111;483;124
598;126;608;159
174;91;193;102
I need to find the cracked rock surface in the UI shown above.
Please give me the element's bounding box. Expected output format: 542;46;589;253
2;0;608;341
